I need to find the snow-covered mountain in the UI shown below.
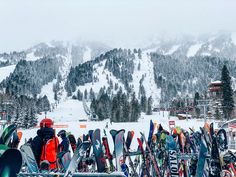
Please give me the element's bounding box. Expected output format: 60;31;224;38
0;41;110;67
2;33;236;124
145;32;236;60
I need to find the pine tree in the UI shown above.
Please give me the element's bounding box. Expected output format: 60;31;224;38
146;96;153;115
221;65;234;120
194;92;201;118
141;95;147;113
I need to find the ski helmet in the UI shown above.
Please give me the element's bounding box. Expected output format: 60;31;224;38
40;118;53;128
57;129;66;137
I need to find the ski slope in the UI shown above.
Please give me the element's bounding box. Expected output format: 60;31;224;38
132;51;161;107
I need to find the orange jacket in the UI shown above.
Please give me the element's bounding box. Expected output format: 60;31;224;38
40;136;59;169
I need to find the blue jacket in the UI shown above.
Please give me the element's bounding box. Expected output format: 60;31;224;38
58;135;69;152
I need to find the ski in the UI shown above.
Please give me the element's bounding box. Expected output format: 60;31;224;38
64;141;91;177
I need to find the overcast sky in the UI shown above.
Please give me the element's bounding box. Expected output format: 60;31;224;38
0;0;236;52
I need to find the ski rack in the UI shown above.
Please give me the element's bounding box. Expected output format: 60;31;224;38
18;172;126;177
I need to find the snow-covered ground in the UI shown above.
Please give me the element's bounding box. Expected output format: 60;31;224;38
19;110;218;152
39;99;89;123
0;65;16;82
187;43;202;57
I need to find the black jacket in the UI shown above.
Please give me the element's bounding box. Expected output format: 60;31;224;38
31;127;54;165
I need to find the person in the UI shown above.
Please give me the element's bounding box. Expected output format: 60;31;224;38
57;130;69;152
30;118;59;170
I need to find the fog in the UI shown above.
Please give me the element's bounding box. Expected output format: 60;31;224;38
0;0;236;52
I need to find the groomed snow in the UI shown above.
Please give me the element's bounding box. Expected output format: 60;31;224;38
187;43;202;57
0;65;16;82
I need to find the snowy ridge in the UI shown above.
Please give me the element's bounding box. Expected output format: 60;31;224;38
0;65;16;82
187;43;202;57
145;32;236;59
26;50;40;61
83;46;92;62
165;45;179;55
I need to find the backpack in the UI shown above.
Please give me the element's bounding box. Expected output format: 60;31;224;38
40;136;59;170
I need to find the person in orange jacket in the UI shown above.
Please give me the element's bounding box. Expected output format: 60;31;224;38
31;118;59;170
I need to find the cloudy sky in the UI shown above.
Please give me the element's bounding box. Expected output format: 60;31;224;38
0;0;236;52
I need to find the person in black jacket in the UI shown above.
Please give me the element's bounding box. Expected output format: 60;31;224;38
30;118;55;166
57;130;69;152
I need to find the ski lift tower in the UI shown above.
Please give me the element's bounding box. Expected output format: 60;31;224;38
197;99;211;123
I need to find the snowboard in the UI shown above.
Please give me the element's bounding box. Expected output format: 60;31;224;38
0;148;23;177
20;143;39;173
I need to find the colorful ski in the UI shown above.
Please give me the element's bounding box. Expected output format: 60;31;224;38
114;129;125;172
140;132;161;177
92;129;106;172
0;124;17;145
64;141;91;177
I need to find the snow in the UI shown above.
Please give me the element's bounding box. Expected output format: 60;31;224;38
214;48;220;52
232;32;236;45
40;99;89;123
192;77;198;85
211;80;221;84
187;43;202;57
26;52;40;61
74;60;125;95
39;79;57;104
83;46;92;62
201;52;211;56
208;44;213;50
57;44;72;102
0;65;16;82
132;51;161;107
165;45;179;55
0;57;7;62
19;111;219;152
